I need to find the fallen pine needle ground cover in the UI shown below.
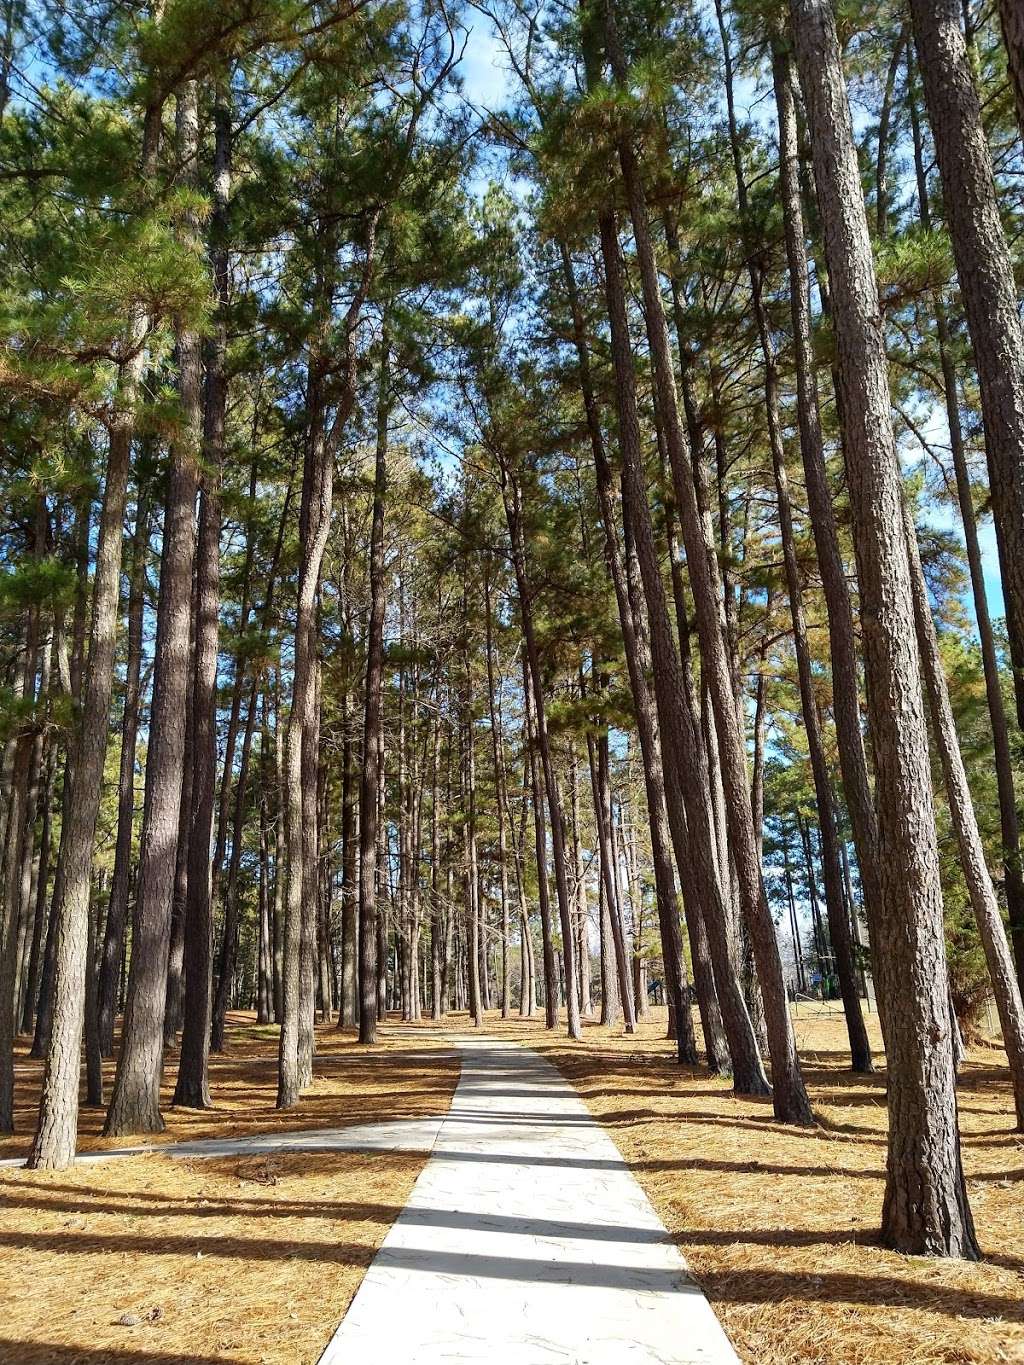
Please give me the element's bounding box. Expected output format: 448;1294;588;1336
3;1007;1022;1363
403;1006;1024;1364
0;1016;459;1363
3;1013;459;1161
0;1148;424;1364
541;1006;1024;1365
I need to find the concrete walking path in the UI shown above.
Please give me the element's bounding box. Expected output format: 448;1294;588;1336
318;1037;738;1364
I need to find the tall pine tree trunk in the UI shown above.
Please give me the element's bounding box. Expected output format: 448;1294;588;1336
604;0;810;1124
357;338;388;1047
560;242;714;1066
281;220;376;1092
524;659;558;1029
598;204;765;1091
902;500;1024;1129
105;81;201;1138
716;7;870;1072
97;485;148;1056
586;725;636;1032
501;465;581;1040
909;0;1024;737
29;86;165;1166
789;0;978;1256
484;559;512;1018
174;89;230;1107
905;73;1024;994
339;689;359;1026
771;42;884;958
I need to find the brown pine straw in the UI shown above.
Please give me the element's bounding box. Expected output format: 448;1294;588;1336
2;1007;1022;1363
3;1013;460;1160
538;1006;1024;1365
400;1005;1024;1364
0;1016;459;1363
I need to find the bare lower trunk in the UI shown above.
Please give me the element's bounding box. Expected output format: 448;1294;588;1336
84;895;103;1108
524;663;558;1029
484;562;512;1019
790;0;978;1256
296;657;321;1079
339;694;358;1026
98;487;148;1057
767;363;872;1072
21;730;54;1037
27;391;141;1162
587;728;636;1032
462;674;483;1029
163;691;192;1048
1;729;32;1131
357;342;388;1048
502;468;581;1040
599;876;618;1024
105;84;201;1140
257;783;273;1025
903;501;1024;1129
211;684;257;1051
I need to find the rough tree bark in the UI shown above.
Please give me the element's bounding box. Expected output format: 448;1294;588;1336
97;485;148;1057
905;70;1024;994
357;335;388;1048
280;221;377;1098
909;0;1024;738
715;5;871;1072
524;658;559;1029
500;462;581;1041
105;81;202;1138
598;203;767;1093
604;0;812;1125
174;88;230;1109
484;558;512;1019
903;501;1024;1129
28;84;165;1167
771;42;885;1001
789;0;978;1256
560;242;715;1067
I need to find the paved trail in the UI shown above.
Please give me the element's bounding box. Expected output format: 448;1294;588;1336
319;1037;737;1365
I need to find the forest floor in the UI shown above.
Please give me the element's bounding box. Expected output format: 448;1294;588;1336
409;1004;1023;1365
0;1006;1021;1364
0;1016;460;1363
1;1013;459;1159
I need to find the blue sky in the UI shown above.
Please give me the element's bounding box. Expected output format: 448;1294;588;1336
458;20;510;109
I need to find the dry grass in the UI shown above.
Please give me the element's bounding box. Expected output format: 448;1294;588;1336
527;1003;1024;1365
0;1015;460;1364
